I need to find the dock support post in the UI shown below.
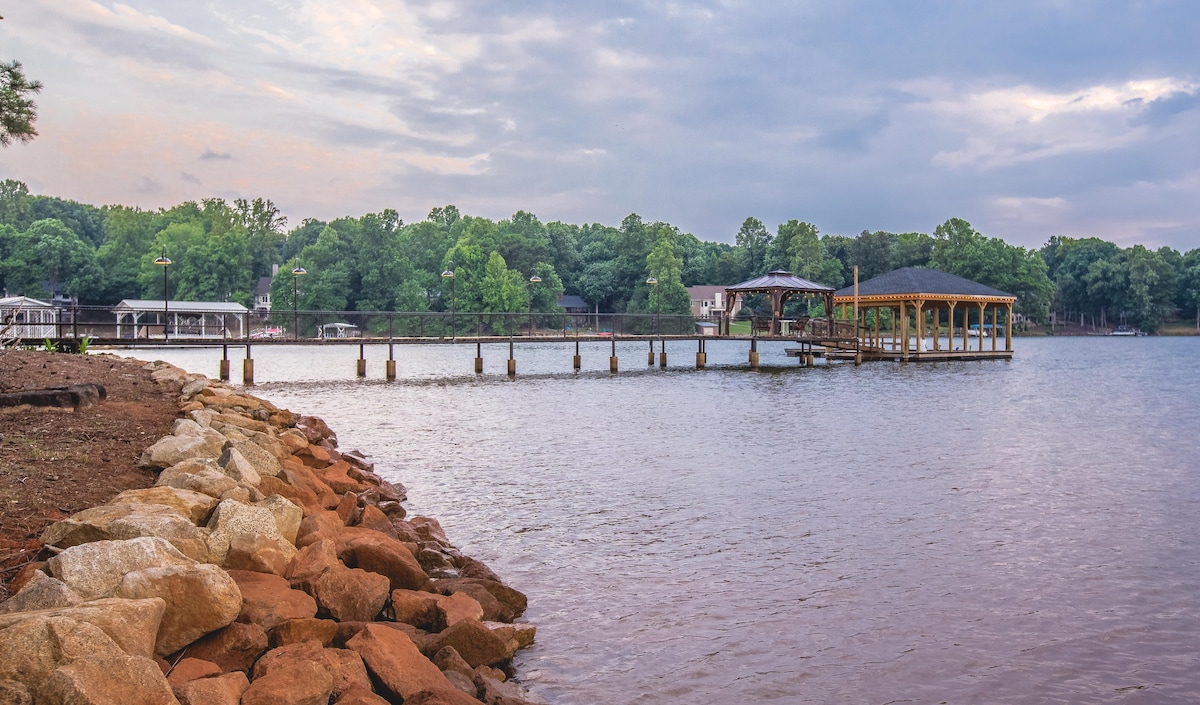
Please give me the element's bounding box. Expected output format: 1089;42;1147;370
806;353;815;367
507;337;516;376
659;340;667;368
573;339;581;371
357;343;366;377
475;342;484;374
749;338;759;369
647;340;654;366
219;344;230;381
386;343;396;381
610;337;618;374
243;344;254;385
696;338;706;369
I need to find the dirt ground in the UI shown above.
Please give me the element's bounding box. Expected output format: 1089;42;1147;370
0;349;180;599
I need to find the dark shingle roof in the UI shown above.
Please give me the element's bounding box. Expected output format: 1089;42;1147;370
834;267;1013;298
727;270;834;293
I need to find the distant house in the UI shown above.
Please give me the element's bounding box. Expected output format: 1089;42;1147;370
559;294;590;314
687;286;728;318
254;277;272;312
0;296;58;339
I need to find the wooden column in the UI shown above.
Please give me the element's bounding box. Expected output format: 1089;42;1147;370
991;306;998;352
978;303;985;351
1006;303;1013;351
930;306;939;351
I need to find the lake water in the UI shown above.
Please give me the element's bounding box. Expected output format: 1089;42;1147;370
129;337;1200;704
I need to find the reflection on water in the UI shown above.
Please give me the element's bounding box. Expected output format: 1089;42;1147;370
129;337;1200;704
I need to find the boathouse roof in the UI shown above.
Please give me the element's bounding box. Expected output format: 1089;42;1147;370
834;267;1014;300
114;300;249;314
726;270;835;293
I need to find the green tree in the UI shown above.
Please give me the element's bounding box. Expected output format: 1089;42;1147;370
2;219;102;300
479;251;527;314
96;206;155;302
735;217;772;278
0;179;30;228
0;61;41;146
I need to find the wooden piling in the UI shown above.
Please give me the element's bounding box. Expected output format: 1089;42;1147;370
219;344;230;381
475;342;483;374
507;337;516;376
647;340;654;366
658;340;667;368
242;344;254;385
386;343;396;381
357;343;366;378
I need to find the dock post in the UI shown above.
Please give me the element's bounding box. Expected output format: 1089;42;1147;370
475;342;484;374
219;343;230;381
507;336;516;376
749;338;759;369
386;343;396;381
696;338;706;369
357;343;367;377
659;339;667;368
610;337;618;374
242;344;254;385
573;339;581;371
806;352;815;367
647;339;654;366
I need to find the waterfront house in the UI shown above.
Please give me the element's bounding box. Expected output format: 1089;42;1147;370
687;285;727;319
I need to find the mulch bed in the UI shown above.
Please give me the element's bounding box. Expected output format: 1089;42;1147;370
0;349;180;600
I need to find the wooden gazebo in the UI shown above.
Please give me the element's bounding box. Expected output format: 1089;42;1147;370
832;267;1016;361
724;270;836;337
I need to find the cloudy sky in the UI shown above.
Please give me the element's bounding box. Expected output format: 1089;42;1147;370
2;1;1197;250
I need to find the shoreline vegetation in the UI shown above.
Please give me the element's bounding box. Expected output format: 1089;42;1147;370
0;350;544;705
1;181;1198;336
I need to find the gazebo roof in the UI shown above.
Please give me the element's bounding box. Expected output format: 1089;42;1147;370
726;270;835;293
834;267;1014;300
114;300;249;313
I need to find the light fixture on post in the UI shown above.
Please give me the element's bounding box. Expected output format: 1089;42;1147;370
441;268;456;339
153;248;172;340
646;276;658;335
528;274;542;335
291;265;307;340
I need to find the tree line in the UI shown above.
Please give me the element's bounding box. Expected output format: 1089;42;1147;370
0;179;1197;332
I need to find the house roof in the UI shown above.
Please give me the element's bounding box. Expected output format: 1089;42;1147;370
559;294;588;309
686;285;727;300
0;296;53;308
114;300;249;313
726;270;835;293
255;277;272;296
833;267;1014;299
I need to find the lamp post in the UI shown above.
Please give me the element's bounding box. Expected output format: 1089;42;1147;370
441;269;456;339
153;248;171;340
527;274;541;334
646;276;658;334
291;265;307;340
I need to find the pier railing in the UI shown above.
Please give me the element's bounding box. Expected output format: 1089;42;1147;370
10;305;724;344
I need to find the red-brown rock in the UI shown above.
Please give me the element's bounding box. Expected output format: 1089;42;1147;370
281;464;339;510
334;685;390;704
434;578;527;622
405;688;490;705
253;642;371;698
240;659;332;705
179;622;268;674
423;618;513;669
258;475;321;516
297;416;337;446
334;492;358;525
285;539;340;593
389;589;441;631
338;528;433;592
345;624;453;700
296;444;332;468
354;505;398;539
312;565;390;622
295;512;344;548
321;462;365;495
269;618;338;648
173;671;249;705
166;657;221;687
228;570;318;631
38;655;177;705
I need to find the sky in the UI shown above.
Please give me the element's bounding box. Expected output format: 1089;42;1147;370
1;1;1198;251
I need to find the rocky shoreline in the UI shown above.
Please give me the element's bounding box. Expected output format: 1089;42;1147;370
0;361;543;705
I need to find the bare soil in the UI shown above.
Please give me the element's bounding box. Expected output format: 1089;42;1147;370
0;349;180;599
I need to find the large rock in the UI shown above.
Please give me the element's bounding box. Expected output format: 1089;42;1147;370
106;513;212;563
473;670;547;705
0;616;125;689
176;622;267;674
205;500;296;569
333;685;390;704
0;680;32;705
227;570;317;631
0;598;166;659
239;659;332;705
434;578;527;623
423;619;513;669
38;654;179;705
285;539;341;593
253;643;370;698
47;537;194;599
0;572;84;614
40;503;185;549
269;618;338;648
255;495;302;545
172;671;248;705
436;592;484;628
157;464;240;501
140;429;226;469
312;566;390;623
280;461;338;509
230;439;282;478
212;413;271;435
295;512;343;549
111;488;219;526
346;624;452;701
257;475;321;515
404;688;487;705
219;447;261;487
165;657;220;687
338;528;432;592
115;564;243;656
389;589;441;631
